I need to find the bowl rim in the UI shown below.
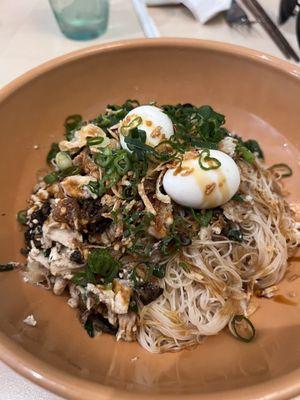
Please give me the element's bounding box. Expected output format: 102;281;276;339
1;38;300;400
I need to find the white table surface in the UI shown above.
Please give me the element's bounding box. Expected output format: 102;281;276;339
0;0;299;399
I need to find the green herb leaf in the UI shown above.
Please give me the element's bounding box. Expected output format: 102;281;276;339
72;271;88;287
17;209;27;225
84;319;94;338
244;139;264;159
0;263;14;272
200;210;213;227
46;143;60;164
113;151;131;175
152;264;166;279
64;114;82;139
231;194;243;202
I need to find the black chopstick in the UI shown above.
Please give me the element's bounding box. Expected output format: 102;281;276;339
241;0;300;62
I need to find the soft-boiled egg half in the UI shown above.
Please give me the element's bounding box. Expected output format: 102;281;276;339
163;150;240;209
120;105;174;151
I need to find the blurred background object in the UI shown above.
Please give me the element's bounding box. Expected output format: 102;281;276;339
278;0;300;47
49;0;109;40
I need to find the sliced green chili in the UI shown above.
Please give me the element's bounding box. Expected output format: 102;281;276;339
87;137;104;146
199;149;221;170
269;163;293;178
113;152;131;175
120;116;142;135
230;315;255;343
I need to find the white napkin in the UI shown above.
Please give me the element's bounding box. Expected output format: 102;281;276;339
146;0;232;24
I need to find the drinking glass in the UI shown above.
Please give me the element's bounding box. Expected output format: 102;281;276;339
49;0;109;41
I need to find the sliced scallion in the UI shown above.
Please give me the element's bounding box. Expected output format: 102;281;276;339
95;148;112;168
269;163;292;178
86;136;104;146
237;144;255;164
198;149;221;170
55;151;72;170
120;116;142;136
113;152;131;175
230;315;255;343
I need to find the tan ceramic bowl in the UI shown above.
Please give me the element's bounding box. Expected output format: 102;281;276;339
0;39;299;400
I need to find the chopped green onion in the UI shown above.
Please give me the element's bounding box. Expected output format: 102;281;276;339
237;144;255;164
44;171;59;184
120;116;142;135
198;149;221;170
122;185;137;200
17;209;27;225
87;137;104;146
0;263;15;272
200;210;213;227
113;152;131;175
86;181;100;196
107;171;121;188
230;315;255;343
269;163;293;178
95;148;112;167
86;180;106;197
55;151;73;170
46;143;60;164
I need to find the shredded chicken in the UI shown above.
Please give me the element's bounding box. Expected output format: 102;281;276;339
59;124;107;154
116;312;137;342
60;175;97;199
218;136;238;157
155;170;171;204
138;179;156;215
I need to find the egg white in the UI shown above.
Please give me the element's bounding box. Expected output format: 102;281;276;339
120;105;174;151
162;150;240;209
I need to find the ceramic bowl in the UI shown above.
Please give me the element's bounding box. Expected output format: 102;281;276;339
0;39;299;400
